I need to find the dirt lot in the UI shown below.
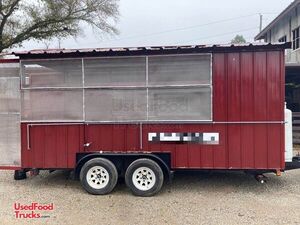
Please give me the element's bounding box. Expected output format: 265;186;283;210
0;169;300;225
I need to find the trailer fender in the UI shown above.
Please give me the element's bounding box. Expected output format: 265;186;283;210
75;153;172;182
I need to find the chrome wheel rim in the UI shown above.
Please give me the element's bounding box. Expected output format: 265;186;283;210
86;166;109;189
132;167;156;191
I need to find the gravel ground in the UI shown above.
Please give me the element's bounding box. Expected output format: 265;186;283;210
0;169;300;225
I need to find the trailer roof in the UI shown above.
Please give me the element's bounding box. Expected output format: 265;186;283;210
12;42;291;59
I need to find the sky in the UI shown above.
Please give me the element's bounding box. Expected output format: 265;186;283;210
19;0;294;50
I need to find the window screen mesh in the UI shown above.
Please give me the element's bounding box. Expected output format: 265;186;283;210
20;54;212;122
21;90;83;121
148;55;211;85
85;89;147;121
0;63;21;166
0;114;20;166
22;60;83;88
0;78;20;113
0;63;20;77
148;87;211;120
84;57;146;87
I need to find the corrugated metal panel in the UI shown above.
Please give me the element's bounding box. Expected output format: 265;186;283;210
254;52;268;121
84;124;140;152
213;53;227;122
21;124;84;168
227;53;241;121
240;53;254;121
21;124;284;170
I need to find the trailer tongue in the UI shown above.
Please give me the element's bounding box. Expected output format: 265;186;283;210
0;42;299;196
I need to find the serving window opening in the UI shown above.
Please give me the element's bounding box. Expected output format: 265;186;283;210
20;54;212;122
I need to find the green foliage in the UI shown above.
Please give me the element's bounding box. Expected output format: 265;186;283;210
0;0;119;52
231;35;246;44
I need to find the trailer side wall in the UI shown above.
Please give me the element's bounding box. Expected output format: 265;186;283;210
20;50;285;170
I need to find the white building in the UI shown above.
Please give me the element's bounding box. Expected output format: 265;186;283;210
256;0;300;114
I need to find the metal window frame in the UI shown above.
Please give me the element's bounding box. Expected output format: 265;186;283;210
146;56;149;120
292;27;300;50
82;58;86;121
20;53;213;123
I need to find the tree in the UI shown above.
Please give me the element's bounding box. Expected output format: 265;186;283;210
231;35;246;44
0;0;119;53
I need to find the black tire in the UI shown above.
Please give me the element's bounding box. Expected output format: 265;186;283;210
14;170;27;180
80;158;118;195
125;158;164;197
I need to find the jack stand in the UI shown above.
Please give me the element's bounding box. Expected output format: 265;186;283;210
276;170;282;176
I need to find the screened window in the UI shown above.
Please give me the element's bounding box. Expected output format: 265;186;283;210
0;78;20;113
0;63;20;77
21;90;83;121
84;57;146;87
85;89;146;121
0;114;20;166
21;59;82;88
148;87;211;121
147;54;211;121
148;55;211;85
0;63;21;166
20;54;212;122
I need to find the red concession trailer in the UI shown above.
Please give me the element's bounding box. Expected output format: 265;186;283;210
0;43;299;196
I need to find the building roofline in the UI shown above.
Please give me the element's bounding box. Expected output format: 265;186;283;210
255;0;300;40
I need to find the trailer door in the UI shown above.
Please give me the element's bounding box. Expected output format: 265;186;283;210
0;61;21;168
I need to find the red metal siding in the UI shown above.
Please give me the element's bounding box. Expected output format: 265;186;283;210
0;59;19;63
21;124;84;169
213;53;227;121
20;50;285;171
227;53;241;121
241;125;255;168
241;53;254;121
84;124;140;152
240;53;255;168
